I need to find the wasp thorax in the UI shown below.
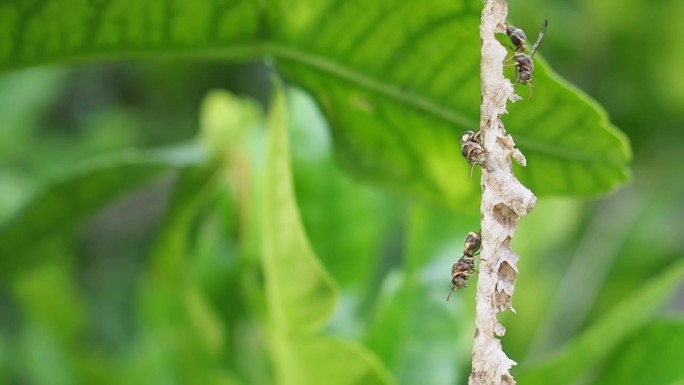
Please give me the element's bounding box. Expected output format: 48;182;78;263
460;130;476;146
464;231;481;255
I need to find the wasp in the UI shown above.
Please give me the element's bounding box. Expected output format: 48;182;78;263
460;130;485;179
505;24;527;53
507;19;548;97
447;231;482;301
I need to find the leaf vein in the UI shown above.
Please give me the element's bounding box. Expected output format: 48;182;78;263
267;43;477;130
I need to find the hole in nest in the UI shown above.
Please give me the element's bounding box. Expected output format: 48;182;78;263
492;203;516;227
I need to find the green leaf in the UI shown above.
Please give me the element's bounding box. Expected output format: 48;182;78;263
199;89;262;160
517;258;684;385
272;335;394;385
133;162;230;385
365;276;470;385
262;81;337;334
287;86;400;291
268;6;483;208
13;261;85;341
0;0;263;69
0;0;631;207
144;162;218;282
0;144;207;279
268;0;631;203
507;58;632;196
136;108;230;345
18;324;76;385
363;203;479;384
262;82;392;384
593;319;684;385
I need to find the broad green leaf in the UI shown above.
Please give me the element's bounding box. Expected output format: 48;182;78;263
365;275;471;385
288;87;400;291
199;89;262;160
269;6;483;208
0;0;262;69
133;163;231;385
271;334;394;385
13;260;84;385
507;58;632;196
144;164;217;281
0;144;207;279
13;260;85;341
269;0;630;203
130;88;264;383
263;83;392;385
0;67;68;157
0;0;631;207
364;204;478;384
262;81;337;334
517;258;684;385
594;319;684;385
18;324;76;385
194;89;275;384
365;277;419;373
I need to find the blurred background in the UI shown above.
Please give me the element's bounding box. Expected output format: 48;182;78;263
1;0;683;384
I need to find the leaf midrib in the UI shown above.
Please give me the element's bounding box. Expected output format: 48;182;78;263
2;41;609;164
264;44;619;165
272;43;632;163
266;43;478;128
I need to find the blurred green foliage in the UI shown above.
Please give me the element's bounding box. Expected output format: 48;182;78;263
0;1;682;385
